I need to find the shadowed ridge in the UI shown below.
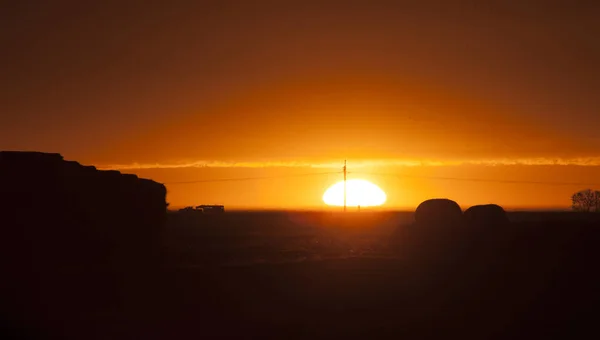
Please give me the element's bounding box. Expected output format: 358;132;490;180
0;151;64;162
0;151;167;338
0;151;167;263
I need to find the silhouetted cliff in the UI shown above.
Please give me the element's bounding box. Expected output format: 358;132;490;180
0;151;167;267
0;152;168;333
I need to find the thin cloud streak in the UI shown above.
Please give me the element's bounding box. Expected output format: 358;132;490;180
98;157;600;170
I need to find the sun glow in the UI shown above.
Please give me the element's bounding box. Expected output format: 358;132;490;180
322;179;387;207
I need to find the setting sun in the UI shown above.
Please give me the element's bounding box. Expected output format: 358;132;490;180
323;179;387;207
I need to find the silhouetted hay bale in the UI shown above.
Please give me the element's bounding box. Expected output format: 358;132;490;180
386;199;465;261
464;204;509;227
414;198;463;227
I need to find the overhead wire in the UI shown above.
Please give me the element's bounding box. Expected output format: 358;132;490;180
164;171;340;185
349;171;600;187
163;169;600;187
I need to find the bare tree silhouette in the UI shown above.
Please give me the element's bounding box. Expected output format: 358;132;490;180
571;189;600;212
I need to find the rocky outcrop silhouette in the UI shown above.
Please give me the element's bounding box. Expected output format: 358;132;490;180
414;198;463;227
0;151;167;267
1;152;168;334
464;204;509;227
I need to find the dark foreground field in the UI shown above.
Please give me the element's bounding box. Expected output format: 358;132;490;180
4;211;600;339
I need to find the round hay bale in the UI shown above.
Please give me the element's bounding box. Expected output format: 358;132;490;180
414;199;463;227
464;204;509;227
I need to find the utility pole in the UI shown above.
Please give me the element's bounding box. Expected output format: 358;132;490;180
343;159;347;212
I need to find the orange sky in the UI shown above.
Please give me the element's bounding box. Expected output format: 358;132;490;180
1;1;599;210
114;163;600;210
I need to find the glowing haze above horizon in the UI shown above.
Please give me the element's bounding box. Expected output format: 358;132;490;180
2;1;599;210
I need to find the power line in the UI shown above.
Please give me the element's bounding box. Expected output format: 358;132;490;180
163;167;600;187
350;171;600;187
164;171;340;185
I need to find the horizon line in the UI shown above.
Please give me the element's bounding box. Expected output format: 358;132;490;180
167;205;574;212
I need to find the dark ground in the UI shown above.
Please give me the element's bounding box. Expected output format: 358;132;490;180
3;211;600;339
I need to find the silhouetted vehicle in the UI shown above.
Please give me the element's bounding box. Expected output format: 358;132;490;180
178;205;225;214
196;205;225;214
179;206;201;213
